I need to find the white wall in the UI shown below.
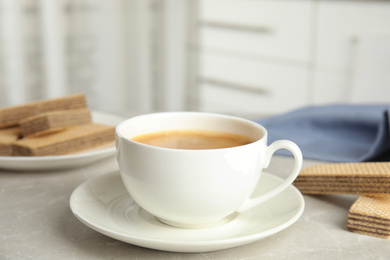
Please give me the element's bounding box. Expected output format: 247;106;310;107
0;0;189;116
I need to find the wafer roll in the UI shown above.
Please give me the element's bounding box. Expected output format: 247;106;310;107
13;123;115;156
0;127;21;156
294;162;390;195
19;109;92;137
0;94;87;128
347;195;390;239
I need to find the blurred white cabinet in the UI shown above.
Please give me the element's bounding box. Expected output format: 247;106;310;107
192;0;313;116
313;1;390;104
189;0;390;117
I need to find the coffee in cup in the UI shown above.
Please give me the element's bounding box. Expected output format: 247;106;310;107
131;129;257;149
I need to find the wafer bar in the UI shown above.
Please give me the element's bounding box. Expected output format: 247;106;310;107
0;94;87;128
13;123;115;156
293;162;390;194
348;219;390;230
19;109;92;136
0;127;21;156
347;195;390;239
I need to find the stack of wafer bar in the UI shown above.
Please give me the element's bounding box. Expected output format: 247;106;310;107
0;94;115;156
294;162;390;239
348;195;390;239
293;162;390;195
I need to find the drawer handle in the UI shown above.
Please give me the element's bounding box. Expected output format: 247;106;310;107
200;77;269;95
200;21;272;34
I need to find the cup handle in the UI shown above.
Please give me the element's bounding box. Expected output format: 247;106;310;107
236;140;303;212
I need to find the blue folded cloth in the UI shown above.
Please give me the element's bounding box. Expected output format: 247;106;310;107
254;104;390;162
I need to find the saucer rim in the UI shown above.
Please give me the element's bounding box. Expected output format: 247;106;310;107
70;171;305;252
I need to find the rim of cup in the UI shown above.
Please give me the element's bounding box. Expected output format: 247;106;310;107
115;111;268;151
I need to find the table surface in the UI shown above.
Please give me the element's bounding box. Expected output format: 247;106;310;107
1;154;389;260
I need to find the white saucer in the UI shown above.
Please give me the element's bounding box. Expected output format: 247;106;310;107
0;111;124;171
70;171;304;253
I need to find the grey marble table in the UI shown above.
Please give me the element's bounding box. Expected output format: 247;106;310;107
1;155;389;259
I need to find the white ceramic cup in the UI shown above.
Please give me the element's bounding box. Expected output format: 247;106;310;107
116;112;302;228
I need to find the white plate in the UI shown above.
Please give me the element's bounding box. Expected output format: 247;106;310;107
70;170;305;253
0;111;124;171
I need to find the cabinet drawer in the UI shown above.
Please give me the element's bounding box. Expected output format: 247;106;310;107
198;0;313;62
198;54;310;116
